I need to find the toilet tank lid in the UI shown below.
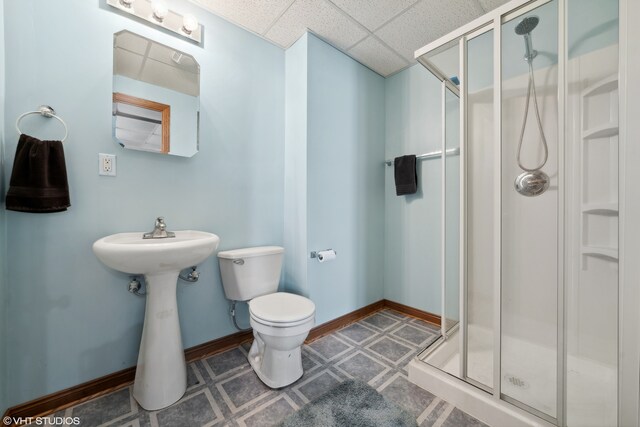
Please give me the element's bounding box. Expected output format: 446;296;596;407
217;246;284;259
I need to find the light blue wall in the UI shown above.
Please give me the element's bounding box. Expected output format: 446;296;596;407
283;34;308;297
3;0;283;406
306;34;385;325
283;33;385;325
0;0;7;415
113;76;199;157
384;64;442;315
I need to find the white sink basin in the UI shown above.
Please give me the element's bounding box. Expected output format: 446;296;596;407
92;230;219;411
93;230;219;274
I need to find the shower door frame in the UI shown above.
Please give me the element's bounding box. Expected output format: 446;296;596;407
415;0;570;424
618;1;640;425
441;78;460;342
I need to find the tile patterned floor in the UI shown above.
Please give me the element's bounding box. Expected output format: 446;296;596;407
46;309;487;427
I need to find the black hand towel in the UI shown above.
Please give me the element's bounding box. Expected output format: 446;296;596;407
6;134;70;213
394;155;418;196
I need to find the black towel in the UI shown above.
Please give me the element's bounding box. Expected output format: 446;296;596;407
6;134;70;213
394;155;417;196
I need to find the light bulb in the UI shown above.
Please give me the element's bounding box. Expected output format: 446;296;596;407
151;1;168;22
182;14;198;35
119;0;134;7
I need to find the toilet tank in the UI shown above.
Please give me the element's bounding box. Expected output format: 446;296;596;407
217;246;284;301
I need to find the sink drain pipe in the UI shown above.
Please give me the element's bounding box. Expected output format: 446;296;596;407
128;276;146;296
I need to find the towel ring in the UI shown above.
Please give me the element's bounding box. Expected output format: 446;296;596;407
15;105;68;142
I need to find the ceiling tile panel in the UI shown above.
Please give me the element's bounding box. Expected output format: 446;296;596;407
191;0;495;78
264;0;369;49
328;0;419;31
189;0;293;34
375;0;485;61
477;0;511;12
347;36;410;76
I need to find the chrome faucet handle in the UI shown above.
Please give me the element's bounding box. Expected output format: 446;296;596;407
155;217;166;231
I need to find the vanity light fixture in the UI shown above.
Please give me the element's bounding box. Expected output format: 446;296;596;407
151;1;168;22
106;0;202;44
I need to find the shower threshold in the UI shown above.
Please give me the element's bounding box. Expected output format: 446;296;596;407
410;325;616;427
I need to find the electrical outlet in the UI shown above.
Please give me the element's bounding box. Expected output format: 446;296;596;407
99;153;116;176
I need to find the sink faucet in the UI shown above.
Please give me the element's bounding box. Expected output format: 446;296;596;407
143;217;176;239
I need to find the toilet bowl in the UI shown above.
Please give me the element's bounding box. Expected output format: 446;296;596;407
217;246;315;388
248;292;315;388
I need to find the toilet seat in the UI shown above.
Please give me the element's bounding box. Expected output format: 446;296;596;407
249;292;315;327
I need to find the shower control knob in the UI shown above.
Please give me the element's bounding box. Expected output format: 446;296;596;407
515;170;550;197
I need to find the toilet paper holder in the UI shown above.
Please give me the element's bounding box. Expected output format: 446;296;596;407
310;249;337;259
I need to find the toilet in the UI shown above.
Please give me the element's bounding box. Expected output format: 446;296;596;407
217;246;315;388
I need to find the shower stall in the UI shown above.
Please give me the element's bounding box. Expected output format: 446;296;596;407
407;0;620;425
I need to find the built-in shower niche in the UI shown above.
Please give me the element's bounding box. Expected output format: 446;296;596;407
580;75;619;268
581;212;618;264
566;59;619;427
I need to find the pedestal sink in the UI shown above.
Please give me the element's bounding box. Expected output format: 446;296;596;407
92;230;219;410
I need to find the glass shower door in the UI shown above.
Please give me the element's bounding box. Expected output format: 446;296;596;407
465;27;495;391
501;0;559;420
443;86;460;336
422;80;462;378
415;0;621;424
565;0;619;425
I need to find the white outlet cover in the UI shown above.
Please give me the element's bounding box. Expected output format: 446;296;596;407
99;153;117;177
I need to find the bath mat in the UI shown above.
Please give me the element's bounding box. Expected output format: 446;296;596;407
278;379;417;427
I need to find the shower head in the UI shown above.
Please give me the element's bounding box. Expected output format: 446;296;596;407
515;16;539;63
515;16;539;35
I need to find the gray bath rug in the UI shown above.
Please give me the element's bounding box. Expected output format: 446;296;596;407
278;379;417;427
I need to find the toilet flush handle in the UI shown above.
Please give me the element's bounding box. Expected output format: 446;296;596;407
233;259;244;265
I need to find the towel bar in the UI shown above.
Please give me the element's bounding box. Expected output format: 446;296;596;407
384;147;460;166
16;105;69;142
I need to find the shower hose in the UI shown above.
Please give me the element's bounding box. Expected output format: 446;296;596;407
516;61;549;172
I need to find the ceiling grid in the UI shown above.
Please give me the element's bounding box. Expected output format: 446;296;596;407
189;0;509;76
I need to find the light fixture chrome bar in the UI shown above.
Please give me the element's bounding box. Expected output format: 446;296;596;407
384;147;460;166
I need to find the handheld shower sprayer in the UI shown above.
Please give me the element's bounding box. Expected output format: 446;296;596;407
513;15;550;197
515;16;539;63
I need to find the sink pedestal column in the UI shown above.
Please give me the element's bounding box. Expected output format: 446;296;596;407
133;271;186;410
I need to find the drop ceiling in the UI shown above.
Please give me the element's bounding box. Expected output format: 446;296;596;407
189;0;510;77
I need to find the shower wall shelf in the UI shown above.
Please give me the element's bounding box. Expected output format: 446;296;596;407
581;202;618;215
580;246;618;262
579;73;619;269
582;74;618;98
582;123;619;140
